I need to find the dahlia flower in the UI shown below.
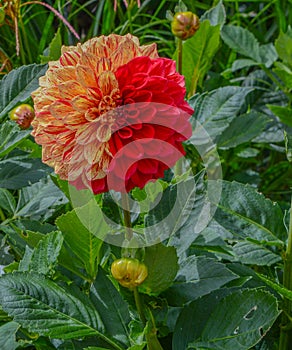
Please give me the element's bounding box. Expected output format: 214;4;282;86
31;34;193;194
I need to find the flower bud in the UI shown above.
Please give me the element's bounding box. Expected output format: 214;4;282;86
171;11;200;40
111;258;148;289
9;104;35;129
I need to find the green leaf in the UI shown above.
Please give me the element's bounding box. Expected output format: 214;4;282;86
0;156;50;190
56;200;104;279
90;269;131;347
179;20;221;96
213;181;286;243
140;243;178;295
267;104;292;127
200;0;226;28
217;111;271;149
259;43;278;68
15;177;67;219
274;61;292;89
19;231;64;275
165;256;237;305
231;58;258;72
0;188;16;214
0;121;30;158
0;272;106;340
221;25;261;62
284;130;292;162
40;29;62;63
0;321;20;350
189;86;253;143
275;27;292;67
0;64;47;120
233;241;281;266
174;289;279;350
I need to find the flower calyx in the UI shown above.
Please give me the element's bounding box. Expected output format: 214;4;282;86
171;11;200;40
9;104;35;129
111;257;148;289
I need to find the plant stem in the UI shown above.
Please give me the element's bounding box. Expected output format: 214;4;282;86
177;38;183;75
279;195;292;349
121;192;133;241
174;38;183;177
133;287;146;325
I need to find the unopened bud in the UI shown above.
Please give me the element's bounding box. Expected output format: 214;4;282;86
171;11;200;40
9;104;35;129
111;258;148;289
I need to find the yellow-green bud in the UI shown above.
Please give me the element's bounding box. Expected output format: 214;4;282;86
171;11;200;40
111;258;148;289
9;104;35;129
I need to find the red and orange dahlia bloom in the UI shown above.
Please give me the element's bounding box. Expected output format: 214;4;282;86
31;34;193;194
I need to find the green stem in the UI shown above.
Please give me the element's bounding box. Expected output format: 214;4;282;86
0;208;6;222
177;38;183;75
121;192;133;241
174;38;183;177
133;287;146;325
279;195;292;349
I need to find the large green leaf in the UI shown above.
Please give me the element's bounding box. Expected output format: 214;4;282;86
0;121;30;158
0;272;108;340
179;20;220;96
165;256;237;305
267;104;292;127
0;321;20;350
174;289;279;350
90;269;131;347
189;86;253;143
213;181;286;244
140;243;178;295
217;111;271;149
0;64;47;119
19;231;64;275
56;200;104;280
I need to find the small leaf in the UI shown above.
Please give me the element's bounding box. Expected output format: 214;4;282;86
221;25;261;62
0;188;16;214
0;272;106;340
0;321;20;350
165;256;237;305
140;243;178;295
0;64;47;120
284;130;292;162
200;0;226;28
231;58;258;72
40;29;62;63
274;62;292;89
259;43;278;68
233;241;281;266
